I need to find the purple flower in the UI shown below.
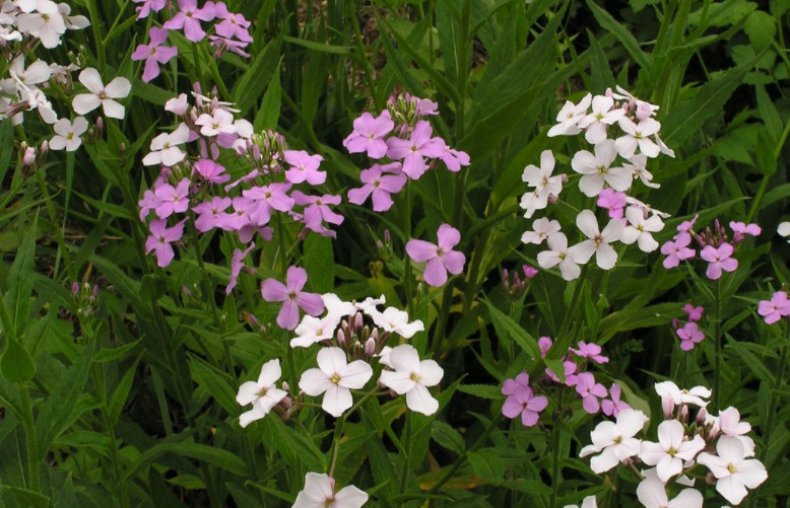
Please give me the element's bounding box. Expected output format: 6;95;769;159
194;158;230;184
597;188;627;220
213;2;252;42
682;303;704;322
730;221;761;243
437;144;470;173
343;110;394;159
153;178;191;219
601;383;630;417
575;372;608;414
138;189;161;221
283;150;326;185
660;233;695;269
758;291;790;325
386;120;445;179
537;336;553;357
700;243;738;280
261;266;325;330
145;219;185;267
192;196;231;232
501;372;548;427
133;0;166;19
405;223;466;287
676;322;705;351
226;244;254;294
292;191;344;237
570;341;609;364
131;28;178;82
347;162;406;212
163;0;217;42
677;214;698;233
545;360;578;386
243;183;295;225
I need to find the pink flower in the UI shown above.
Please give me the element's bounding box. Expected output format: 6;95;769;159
243;183;294;225
405;224;466;287
597;188;627;220
131;27;178;82
677;214;698;233
347;163;406;212
133;0;166;19
676;322;704;351
437;144;471;173
226;244;254;294
730;221;761;242
386;120;445;179
700;243;738;280
570;341;609;364
193;159;230;184
283;150;326;185
601;383;630;417
343;110;394;159
261;266;325;330
546;360;578;386
537;336;553;357
758;291;790;325
575;372;608;414
213;2;252;42
501;373;548;427
153;178;191;219
193;196;231;232
292;192;345;238
145;219;185;267
163;0;216;42
682;303;704;322
660;233;695;269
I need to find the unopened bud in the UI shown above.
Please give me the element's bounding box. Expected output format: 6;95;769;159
23;146;37;167
364;337;376;356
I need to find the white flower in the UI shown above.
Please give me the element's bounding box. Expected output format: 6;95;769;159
195;109;236;137
142;123;191;166
714;407;752;437
639;420;705;482
537;232;583;281
49;116;88;151
571;140;632;197
563;496;597;508
165;93;189;115
57;2;90;30
355;295;386;315
15;0;66;48
579;408;648;473
570;210;624;270
696;436;767;505
369;307;424;339
548;93;592;137
376;346;393;368
655;133;676;158
521;217;561;245
624;154;660;189
72;68;131;119
0;12;22;41
8;55;52;87
290;315;340;348
636;469;703;508
17;82;58;124
615;117;661;159
621;206;664;253
520;150;564;218
235;358;287;428
321;293;357;321
299;347;372;417
655;381;711;412
578;95;625;144
624;196;671;219
378;344;443;415
293;472;368;508
778;222;790;241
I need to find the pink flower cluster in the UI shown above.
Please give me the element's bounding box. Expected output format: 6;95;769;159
501;338;628;426
660;217;760;280
672;303;705;351
501;264;539;300
132;0;252;59
344;93;470;212
758;291;790;325
138;86;345;281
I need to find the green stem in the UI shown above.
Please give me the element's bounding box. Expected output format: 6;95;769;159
328;416;345;478
548;391;566;508
403;184;414;315
20;383;39;492
764;322;790;446
398;414;411;503
712;279;722;408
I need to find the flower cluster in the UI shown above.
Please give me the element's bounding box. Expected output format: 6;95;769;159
661;217;760;280
137;86;344;273
580;381;767;506
501;338;628;427
501;263;539;300
237;293;443;423
132;0;252;61
522;88;674;281
672;303;705;351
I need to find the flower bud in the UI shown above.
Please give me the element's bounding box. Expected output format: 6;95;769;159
364;337;376;356
23;146;37;167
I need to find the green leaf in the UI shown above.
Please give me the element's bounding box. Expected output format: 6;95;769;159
253;63;282;131
189;355;238;415
457;384;501;400
1;339;35;383
126;442;250;480
467;448;505;484
744;10;776;50
484;300;540;358
303;234;335;293
233;39;282;114
2;485;50;508
108;357;140;424
0;119;13;184
5;220;36;339
586;0;653;71
431;420;465;455
283;35;351;54
94;340;142;363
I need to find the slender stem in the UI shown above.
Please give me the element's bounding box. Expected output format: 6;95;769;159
20;383;39;491
712;279;722;408
328;416;345;478
403;183;414;315
548;391;566;508
764;322;790;446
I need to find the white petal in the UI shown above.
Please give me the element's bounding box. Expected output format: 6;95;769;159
78;67;104;93
379;370;415;394
238;405;267;428
322;384;352;417
316;347;348;376
257;358;281;388
418;359;444;386
334;485;369;508
339;360;373;389
101;98;125;119
405;383;439;415
299;368;328;396
104;76;131;98
576;210;600;239
236;381;260;406
388;344;420;372
72;93;101;114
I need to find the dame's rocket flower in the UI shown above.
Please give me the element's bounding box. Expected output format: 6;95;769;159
347;163;407;212
162;0;217;42
299;347;373;417
236;359;287;427
378;344;444;415
343;110;394;159
405;224;466;287
131;27;178;82
386;120;444;179
261;266;325;330
72;68;131;119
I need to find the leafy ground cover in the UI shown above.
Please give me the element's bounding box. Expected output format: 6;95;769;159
1;0;789;506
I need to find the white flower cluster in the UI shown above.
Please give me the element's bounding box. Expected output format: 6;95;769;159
579;381;767;506
1;0;131;155
521;87;674;280
236;293;444;427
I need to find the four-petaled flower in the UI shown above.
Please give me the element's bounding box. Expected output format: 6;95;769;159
235;358;287;427
696;436;767;505
49;116;88;152
343;110;394;159
580;408;648;473
379;344;444;415
261;266;325;330
293;472;369;508
571;210;624;270
405;224;466;287
72;67;131;119
700;243;738;280
131;27;177;82
299;347;373;417
639;420;706;482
